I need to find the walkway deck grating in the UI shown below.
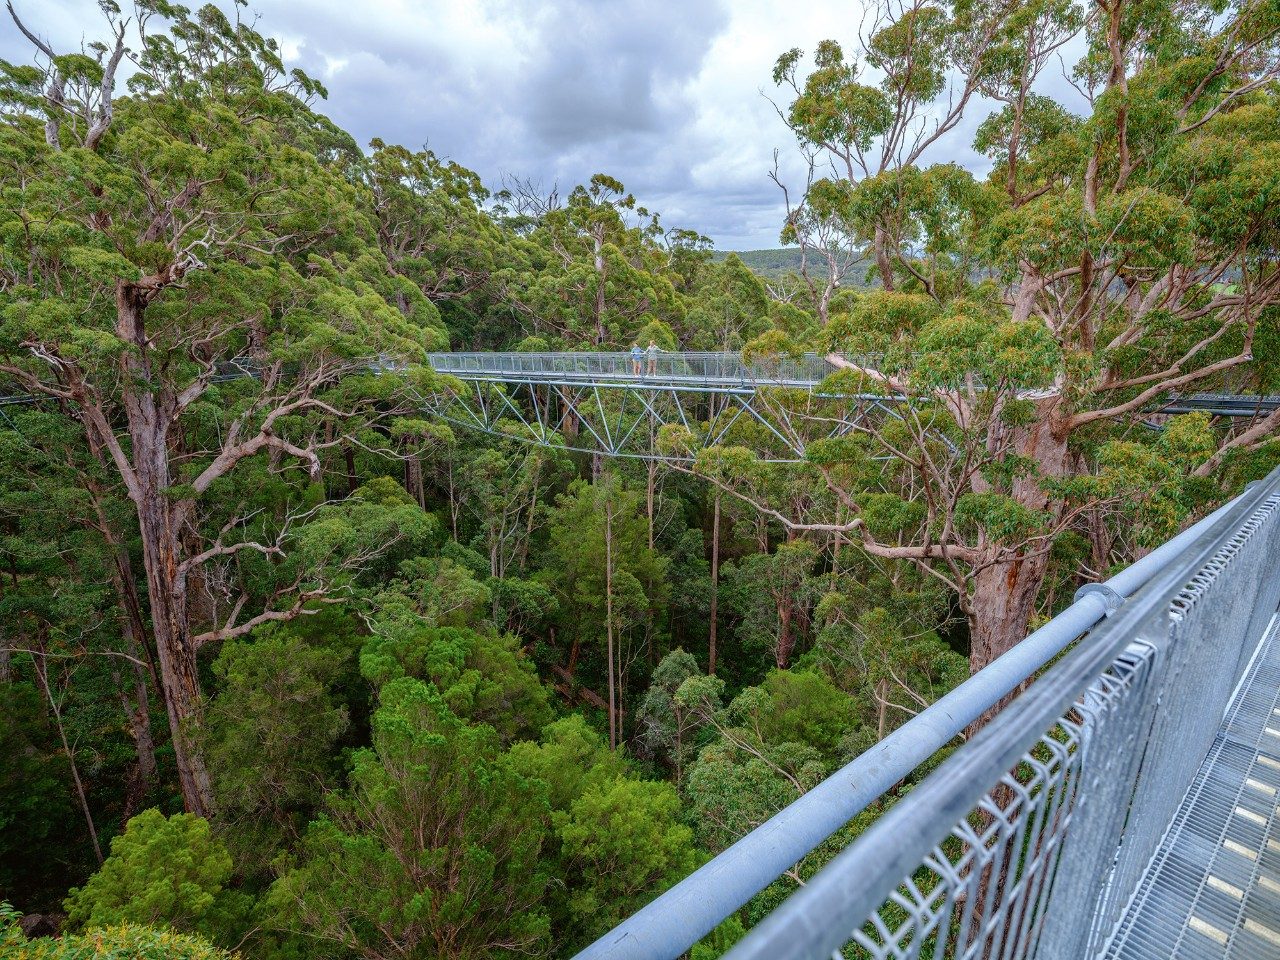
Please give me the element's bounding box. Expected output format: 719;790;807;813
1106;613;1280;959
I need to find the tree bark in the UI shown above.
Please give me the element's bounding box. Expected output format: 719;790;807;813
776;597;795;669
344;444;358;497
604;494;617;750
874;224;894;290
131;438;213;817
117;282;214;818
965;411;1071;732
708;493;721;675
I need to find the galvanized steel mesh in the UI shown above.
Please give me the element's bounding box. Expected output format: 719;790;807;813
839;645;1156;960
725;470;1280;960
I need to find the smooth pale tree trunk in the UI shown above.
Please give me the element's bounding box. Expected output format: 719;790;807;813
32;646;103;865
592;228;607;345
647;459;656;552
605;494;617;750
776;597;795;669
519;483;538;571
446;459;460;541
708;493;721;675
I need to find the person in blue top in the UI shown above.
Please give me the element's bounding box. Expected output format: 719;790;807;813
631;343;643;375
647;340;660;375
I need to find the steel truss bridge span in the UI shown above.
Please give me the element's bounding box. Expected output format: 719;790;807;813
423;351;1280;462
423;351;908;462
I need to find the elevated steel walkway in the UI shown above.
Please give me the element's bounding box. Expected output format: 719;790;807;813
574;465;1280;960
422;352;1280;462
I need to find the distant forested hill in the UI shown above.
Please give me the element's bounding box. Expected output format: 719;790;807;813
711;248;806;279
713;248;872;286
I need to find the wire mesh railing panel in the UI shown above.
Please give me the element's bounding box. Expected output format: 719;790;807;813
425;352;867;387
758;646;1156;960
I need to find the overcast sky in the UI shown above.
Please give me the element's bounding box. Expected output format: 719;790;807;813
2;0;1062;249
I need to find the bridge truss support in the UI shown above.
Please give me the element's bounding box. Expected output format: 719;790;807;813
419;376;904;463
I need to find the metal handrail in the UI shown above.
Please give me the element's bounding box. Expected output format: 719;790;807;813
572;476;1274;960
425;351;852;388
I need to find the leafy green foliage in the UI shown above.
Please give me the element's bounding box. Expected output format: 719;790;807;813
360;625;551;742
63;810;239;938
557;777;698;942
202;619;356;875
2;903;234;960
269;677;550;959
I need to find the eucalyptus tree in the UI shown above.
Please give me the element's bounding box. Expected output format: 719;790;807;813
543;476;669;749
497;174;687;346
696;0;1280;686
0;2;446;815
362;140;516;343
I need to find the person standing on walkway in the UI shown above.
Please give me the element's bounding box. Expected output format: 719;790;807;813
631;343;643;375
647;340;660;376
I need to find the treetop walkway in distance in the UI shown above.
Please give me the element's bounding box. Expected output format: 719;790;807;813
421;351;1280;463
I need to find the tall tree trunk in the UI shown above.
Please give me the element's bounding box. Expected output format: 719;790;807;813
404;455;425;508
519;483;538;571
966;413;1071;732
132;466;213;817
446;459;460;541
344;444;358;497
117;284;213;818
592;228;607;345
605;495;617;750
873;225;894;291
708;493;721;675
968;550;1053;674
647;459;656;552
776;596;795;668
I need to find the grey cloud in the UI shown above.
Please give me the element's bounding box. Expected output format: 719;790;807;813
516;0;727;145
1;1;1072;249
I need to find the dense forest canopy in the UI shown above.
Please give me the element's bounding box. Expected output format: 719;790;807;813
0;0;1277;957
